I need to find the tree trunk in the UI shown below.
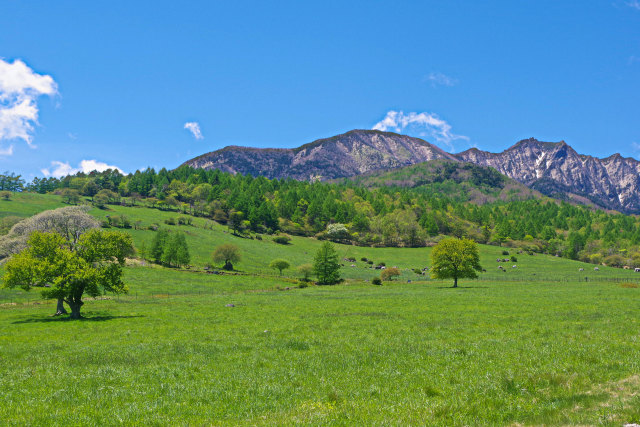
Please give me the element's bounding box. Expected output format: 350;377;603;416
68;301;83;319
453;277;458;288
54;298;68;316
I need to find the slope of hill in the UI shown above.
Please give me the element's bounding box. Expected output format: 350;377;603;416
341;160;542;204
183;130;640;213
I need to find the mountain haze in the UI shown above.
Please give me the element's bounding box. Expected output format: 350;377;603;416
183;130;640;213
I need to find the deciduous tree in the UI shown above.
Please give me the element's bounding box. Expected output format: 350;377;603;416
430;237;482;288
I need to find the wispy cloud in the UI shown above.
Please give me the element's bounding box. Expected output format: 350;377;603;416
41;159;123;178
184;121;203;140
0;59;58;153
373;110;468;150
0;145;13;156
626;0;640;10
632;142;640;155
424;72;457;87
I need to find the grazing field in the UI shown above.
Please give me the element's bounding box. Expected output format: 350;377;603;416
1;193;640;425
1;275;640;425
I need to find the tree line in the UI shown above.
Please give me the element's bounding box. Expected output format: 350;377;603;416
10;165;640;268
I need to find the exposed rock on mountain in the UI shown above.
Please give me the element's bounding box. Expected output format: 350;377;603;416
183;130;640;213
183;130;457;180
456;138;640;212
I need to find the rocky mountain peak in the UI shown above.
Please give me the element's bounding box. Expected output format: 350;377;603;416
183;130;640;213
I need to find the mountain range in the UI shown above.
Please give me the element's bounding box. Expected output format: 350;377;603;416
183;130;640;213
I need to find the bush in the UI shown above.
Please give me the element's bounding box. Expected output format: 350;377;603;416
164;217;176;225
0;191;11;200
413;268;422;275
510;256;518;262
298;281;309;289
361;257;368;262
377;262;386;267
501;250;510;256
367;260;374;265
273;235;291;245
371;277;382;286
381;267;401;281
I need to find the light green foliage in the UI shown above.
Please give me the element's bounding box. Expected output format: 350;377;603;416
269;259;290;275
297;263;313;281
381;267;401;281
3;229;132;318
313;241;340;285
212;243;241;270
430;237;482;287
326;223;350;242
60;188;80;205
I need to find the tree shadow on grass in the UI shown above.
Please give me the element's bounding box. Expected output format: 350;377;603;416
12;314;144;324
435;286;489;289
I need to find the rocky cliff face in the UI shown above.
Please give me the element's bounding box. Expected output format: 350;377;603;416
183;130;457;180
183;131;640;213
456;138;640;212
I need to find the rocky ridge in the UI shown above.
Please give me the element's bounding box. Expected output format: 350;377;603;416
183;130;640;212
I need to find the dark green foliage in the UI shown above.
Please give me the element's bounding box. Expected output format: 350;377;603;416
313;242;341;285
273;235;291;245
371;277;382;285
150;229;190;267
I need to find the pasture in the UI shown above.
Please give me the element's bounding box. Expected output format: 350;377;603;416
1;194;640;425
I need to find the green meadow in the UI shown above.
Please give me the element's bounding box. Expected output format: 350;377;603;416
1;194;640;425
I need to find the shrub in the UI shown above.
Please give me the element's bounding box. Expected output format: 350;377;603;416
372;277;382;286
0;191;11;200
367;260;374;265
413;268;422;275
381;267;401;281
164;217;176;225
273;235;291;245
510;256;518;262
361;257;368;262
502;250;510;256
377;262;386;267
298;281;309;289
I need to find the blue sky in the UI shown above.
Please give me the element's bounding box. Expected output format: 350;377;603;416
1;1;639;179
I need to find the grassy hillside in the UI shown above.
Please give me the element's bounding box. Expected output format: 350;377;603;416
2;194;640;424
342;160;541;204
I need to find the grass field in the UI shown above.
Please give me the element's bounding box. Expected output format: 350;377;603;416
1;194;640;425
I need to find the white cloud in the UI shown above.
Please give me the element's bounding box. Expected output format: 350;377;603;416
0;59;58;151
41;159;124;178
184;121;203;140
0;145;14;156
626;0;640;10
372;110;468;150
424;72;457;87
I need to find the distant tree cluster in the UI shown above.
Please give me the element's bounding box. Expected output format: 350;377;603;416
149;229;191;267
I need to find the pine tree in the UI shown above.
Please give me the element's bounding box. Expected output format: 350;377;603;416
313;241;341;285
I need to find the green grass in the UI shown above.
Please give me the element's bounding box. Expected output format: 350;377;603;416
2;193;640;425
1;278;640;425
0;192;66;219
